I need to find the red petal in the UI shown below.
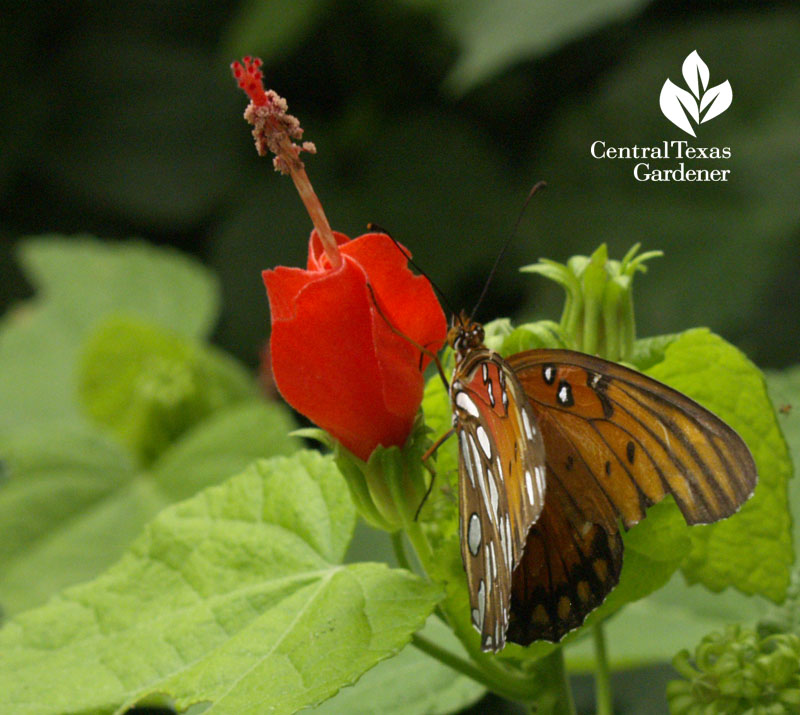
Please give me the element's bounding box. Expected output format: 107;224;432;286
307;230;350;271
342;232;447;361
265;256;414;460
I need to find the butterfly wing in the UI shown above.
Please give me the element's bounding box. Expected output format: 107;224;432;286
508;478;623;644
452;349;546;652
503;348;757;645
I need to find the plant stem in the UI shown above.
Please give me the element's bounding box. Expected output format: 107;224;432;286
593;623;613;715
390;530;413;572
411;634;541;703
547;647;577;715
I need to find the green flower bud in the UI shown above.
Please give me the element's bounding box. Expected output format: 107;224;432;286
667;625;800;714
521;243;662;362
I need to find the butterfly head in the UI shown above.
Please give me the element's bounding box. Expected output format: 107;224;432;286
447;311;485;363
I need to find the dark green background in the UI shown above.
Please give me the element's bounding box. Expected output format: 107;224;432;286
1;1;798;712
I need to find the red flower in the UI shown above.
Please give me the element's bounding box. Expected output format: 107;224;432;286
264;230;447;460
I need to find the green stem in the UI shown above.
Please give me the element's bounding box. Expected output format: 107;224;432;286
593;623;613;715
549;647;577;715
390;531;413;572
411;634;541;703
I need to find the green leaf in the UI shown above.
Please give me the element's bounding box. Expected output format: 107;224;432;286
0;453;441;715
312;617;485;715
630;332;683;371
766;365;800;557
0;402;299;615
78;316;255;465
18;236;219;340
645;329;793;602
0;237;219;438
441;0;651;92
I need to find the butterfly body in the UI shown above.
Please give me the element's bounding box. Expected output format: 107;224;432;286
446;313;757;652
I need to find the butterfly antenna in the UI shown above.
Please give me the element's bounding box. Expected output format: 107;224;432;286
367;222;457;317
469;180;547;322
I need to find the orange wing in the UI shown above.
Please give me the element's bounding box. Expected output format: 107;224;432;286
504;348;756;644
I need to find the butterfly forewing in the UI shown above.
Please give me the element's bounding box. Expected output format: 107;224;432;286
451;349;546;652
507;350;757;528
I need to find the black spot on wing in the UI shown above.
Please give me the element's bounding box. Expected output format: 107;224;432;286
556;380;574;407
588;372;614;418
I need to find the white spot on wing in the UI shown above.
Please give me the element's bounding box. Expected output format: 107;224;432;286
477;580;486;631
521;408;535;440
487;469;499;517
476;425;491;458
534;465;546;494
468;513;481;556
506;515;513;567
558;384;570;404
456;391;480;418
472;436;493;517
485;546;493;595
460;431;475;487
525;469;534;504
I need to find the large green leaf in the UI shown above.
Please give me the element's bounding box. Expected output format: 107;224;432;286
0;237;220;438
0;453;441;715
766;366;800;556
646;329;793;602
0;401;298;615
312;616;485;715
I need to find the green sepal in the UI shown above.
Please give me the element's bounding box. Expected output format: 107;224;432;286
290;427;334;449
334;416;432;532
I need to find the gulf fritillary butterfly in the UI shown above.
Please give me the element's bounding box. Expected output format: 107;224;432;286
446;312;757;652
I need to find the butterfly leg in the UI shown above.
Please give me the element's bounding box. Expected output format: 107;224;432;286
365;281;450;390
413;428;455;520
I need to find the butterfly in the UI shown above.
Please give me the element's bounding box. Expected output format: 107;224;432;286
445;311;757;652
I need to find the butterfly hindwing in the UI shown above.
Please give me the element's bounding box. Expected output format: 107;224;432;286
452;349;546;652
508;475;623;645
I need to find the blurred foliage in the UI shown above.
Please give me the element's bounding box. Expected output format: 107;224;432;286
2;1;797;375
1;2;797;713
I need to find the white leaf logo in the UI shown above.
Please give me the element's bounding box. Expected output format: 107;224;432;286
660;51;732;136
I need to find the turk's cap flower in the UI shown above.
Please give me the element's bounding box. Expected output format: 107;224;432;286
264;229;447;463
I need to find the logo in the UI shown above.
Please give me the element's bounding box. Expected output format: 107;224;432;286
660;50;732;137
